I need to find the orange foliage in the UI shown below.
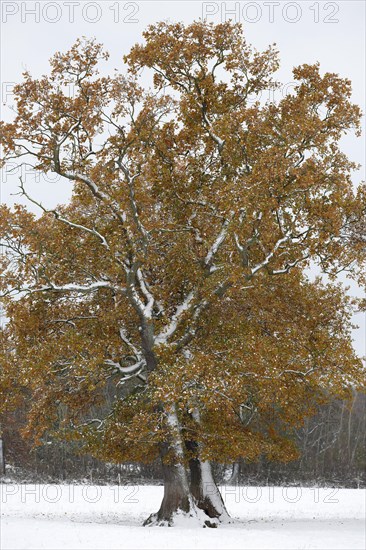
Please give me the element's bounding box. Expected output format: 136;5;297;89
0;22;365;466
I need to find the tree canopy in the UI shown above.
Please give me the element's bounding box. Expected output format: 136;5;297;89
0;21;365;525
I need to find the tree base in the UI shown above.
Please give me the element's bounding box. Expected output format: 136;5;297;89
143;506;220;528
148;432;232;527
189;457;232;524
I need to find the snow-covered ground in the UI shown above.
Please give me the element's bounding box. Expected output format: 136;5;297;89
1;484;365;549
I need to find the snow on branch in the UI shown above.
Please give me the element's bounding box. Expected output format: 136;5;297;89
104;358;146;375
136;268;155;319
250;234;290;275
119;327;140;357
125;268;153;320
117;161;149;248
250;228;313;276
155;291;195;345
60;170;133;243
204;216;232;270
2;280;121;298
271;254;310;275
18;177;110;250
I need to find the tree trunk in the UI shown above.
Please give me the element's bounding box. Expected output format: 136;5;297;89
228;462;240;485
0;437;4;476
186;408;231;523
144;442;194;526
187;440;231;523
144;404;217;527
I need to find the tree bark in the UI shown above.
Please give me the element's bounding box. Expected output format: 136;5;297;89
228;462;240;485
144;404;218;527
144;441;194;526
185;407;231;523
187;440;231;522
0;437;4;476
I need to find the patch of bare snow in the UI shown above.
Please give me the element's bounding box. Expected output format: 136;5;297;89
0;485;365;549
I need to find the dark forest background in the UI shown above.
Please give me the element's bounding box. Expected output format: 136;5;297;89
1;392;365;487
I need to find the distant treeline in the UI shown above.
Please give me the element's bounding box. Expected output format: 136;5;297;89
1;393;365;487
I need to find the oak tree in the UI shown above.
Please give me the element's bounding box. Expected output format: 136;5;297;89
1;22;365;525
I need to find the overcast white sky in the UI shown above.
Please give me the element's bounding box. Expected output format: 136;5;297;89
0;0;365;356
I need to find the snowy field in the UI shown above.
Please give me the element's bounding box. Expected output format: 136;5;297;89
0;484;365;550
